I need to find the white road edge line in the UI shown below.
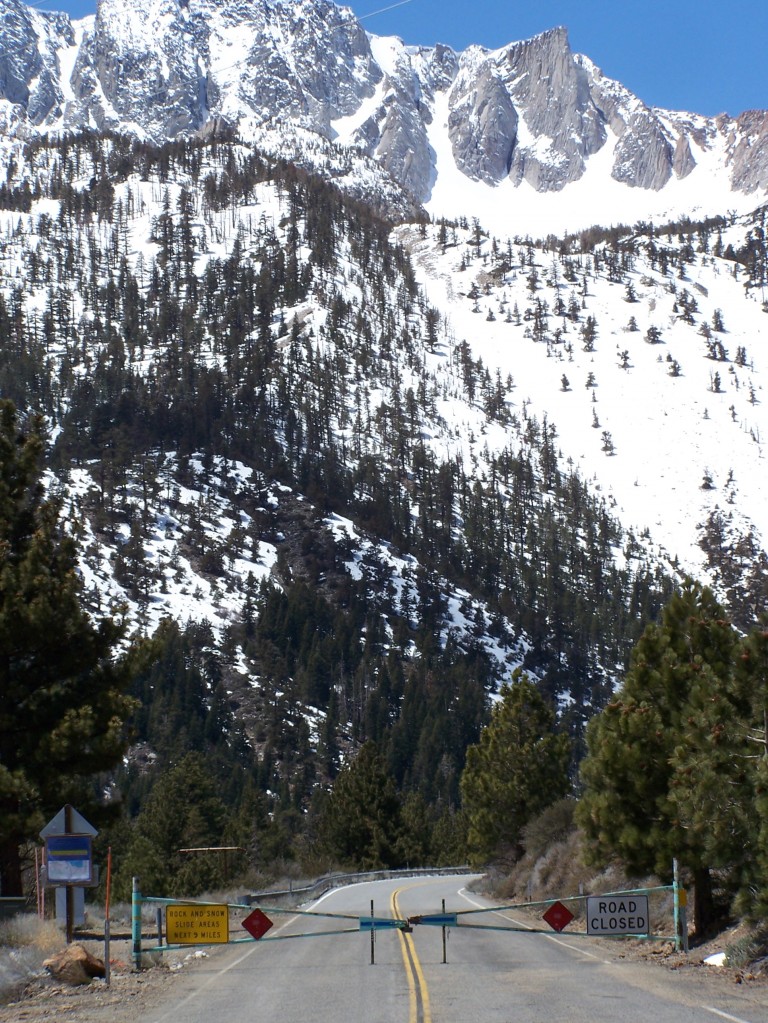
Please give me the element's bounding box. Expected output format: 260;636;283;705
703;1007;756;1023
457;888;757;1021
457;887;608;962
147;912;299;1023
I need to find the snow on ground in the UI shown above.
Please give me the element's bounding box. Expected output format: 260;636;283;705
325;512;525;673
7;138;767;668
61;456;278;643
398;220;768;581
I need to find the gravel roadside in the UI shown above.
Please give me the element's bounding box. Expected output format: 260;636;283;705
0;937;218;1023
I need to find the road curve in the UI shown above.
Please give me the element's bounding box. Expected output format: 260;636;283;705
137;875;768;1023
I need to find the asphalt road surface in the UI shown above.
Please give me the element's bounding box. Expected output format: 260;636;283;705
137;874;768;1023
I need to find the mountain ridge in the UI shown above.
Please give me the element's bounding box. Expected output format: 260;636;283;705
1;0;767;233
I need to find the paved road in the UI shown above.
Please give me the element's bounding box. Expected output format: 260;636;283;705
137;875;768;1023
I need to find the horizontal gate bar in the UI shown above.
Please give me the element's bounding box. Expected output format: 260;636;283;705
145;927;361;952
454;923;668;941
359;917;408;931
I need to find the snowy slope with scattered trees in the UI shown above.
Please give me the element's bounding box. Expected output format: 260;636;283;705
1;129;766;742
1;0;768;918
400;211;768;595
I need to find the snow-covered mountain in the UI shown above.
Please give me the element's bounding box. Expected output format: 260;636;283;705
2;127;766;654
1;0;767;234
2;0;768;780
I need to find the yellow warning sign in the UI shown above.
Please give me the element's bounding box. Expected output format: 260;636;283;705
166;904;229;944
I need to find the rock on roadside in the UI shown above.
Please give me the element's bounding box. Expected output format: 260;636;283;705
43;944;106;985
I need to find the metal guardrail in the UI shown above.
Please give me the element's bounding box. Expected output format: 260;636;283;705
245;865;473;907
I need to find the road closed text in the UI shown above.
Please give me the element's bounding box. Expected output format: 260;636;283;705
586;895;649;936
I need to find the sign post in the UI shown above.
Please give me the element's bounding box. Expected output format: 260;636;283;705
132;877;142;970
40;805;98;943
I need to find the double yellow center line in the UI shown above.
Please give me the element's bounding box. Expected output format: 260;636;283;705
391;885;432;1023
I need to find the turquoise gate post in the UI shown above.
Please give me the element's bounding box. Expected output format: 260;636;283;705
132;877;142;970
673;859;681;953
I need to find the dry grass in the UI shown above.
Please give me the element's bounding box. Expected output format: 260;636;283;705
0;915;62;952
725;926;768;972
0;915;65;1007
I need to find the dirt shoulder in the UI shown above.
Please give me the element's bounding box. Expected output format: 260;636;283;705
511;901;768;981
0;937;216;1023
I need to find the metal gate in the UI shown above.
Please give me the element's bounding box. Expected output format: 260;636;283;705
130;877;687;969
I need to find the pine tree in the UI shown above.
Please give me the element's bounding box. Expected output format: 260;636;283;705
319;741;405;869
460;672;570;864
577;580;737;934
670;626;768;921
0;400;137;894
667;661;752;916
735;628;768;920
115;752;232;898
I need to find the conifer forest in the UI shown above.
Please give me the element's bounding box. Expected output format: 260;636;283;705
2;127;768;931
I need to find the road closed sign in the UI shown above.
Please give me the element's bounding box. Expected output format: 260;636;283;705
586;895;649;936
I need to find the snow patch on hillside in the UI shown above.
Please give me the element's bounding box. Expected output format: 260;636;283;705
398;219;768;580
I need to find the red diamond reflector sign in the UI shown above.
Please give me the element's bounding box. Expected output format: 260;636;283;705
542;901;574;933
242;908;274;940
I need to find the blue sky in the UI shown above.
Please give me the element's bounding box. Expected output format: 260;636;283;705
35;0;767;117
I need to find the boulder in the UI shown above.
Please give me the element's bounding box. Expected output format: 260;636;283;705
43;944;106;986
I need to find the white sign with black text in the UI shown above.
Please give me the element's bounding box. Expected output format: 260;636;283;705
586;895;649;936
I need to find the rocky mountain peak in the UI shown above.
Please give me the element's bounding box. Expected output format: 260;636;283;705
496;25;605;190
0;0;73;129
0;0;766;223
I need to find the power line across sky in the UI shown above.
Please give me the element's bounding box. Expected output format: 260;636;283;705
32;0;768;118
